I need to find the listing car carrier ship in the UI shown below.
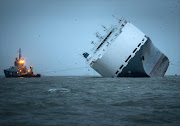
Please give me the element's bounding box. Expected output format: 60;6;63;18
4;48;41;78
83;18;169;77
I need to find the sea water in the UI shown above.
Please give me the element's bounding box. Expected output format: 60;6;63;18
0;76;180;126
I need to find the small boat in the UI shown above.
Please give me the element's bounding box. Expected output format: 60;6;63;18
4;48;41;78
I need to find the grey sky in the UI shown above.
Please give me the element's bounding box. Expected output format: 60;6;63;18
0;0;180;76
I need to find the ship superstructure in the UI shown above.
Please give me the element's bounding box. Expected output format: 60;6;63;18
83;19;169;77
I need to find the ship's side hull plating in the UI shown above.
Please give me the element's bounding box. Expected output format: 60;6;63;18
117;38;169;77
4;69;41;78
85;21;169;77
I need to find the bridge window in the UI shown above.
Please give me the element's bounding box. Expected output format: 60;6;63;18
133;48;137;53
115;71;119;74
125;55;131;62
119;65;124;69
138;43;141;47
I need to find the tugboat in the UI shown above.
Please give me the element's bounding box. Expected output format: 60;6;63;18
4;48;41;78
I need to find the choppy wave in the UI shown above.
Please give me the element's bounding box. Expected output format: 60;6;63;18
47;88;70;93
0;76;180;126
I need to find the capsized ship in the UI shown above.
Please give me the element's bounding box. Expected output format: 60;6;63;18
4;48;41;78
83;18;169;77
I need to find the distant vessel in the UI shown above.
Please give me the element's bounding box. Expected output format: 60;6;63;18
4;48;41;78
83;18;169;77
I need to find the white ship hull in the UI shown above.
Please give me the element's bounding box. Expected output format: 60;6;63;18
83;20;169;77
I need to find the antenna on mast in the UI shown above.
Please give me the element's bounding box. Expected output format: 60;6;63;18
102;25;107;31
96;32;103;40
112;15;122;23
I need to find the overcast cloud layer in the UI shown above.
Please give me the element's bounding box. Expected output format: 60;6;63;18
0;0;180;76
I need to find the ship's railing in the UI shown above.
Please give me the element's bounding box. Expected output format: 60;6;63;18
91;20;127;53
96;31;113;51
87;19;128;64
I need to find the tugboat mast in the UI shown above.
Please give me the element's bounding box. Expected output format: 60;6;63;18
19;48;21;60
